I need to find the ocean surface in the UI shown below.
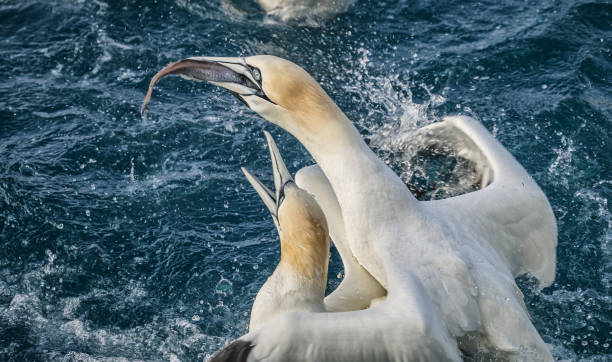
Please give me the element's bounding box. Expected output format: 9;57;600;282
0;0;610;361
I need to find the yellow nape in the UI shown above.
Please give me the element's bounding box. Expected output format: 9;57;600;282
277;184;330;279
246;55;345;134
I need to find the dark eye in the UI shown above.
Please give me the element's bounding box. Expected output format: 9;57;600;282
252;68;261;81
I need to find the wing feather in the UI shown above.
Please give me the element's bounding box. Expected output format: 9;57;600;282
419;116;557;287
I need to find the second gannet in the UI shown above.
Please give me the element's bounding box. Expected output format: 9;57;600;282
243;131;384;319
142;55;557;361
241;131;329;332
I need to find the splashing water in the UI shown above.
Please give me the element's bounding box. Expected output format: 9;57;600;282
0;0;610;361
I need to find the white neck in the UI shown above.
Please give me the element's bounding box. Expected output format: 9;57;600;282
294;114;418;234
250;263;326;331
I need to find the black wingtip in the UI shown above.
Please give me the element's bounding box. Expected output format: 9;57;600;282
211;340;254;362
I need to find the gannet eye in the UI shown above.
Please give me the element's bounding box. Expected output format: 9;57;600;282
252;68;261;82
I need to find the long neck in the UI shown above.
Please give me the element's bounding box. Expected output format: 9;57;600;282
275;254;327;305
279;240;328;282
293;112;418;233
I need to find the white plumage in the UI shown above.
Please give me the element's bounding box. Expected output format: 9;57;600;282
242;132;330;332
143;55;557;361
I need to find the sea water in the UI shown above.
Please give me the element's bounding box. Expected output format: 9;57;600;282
0;0;610;360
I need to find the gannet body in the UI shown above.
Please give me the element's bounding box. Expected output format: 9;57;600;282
242;132;329;332
143;55;557;361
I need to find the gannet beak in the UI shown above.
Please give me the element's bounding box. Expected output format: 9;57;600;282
241;131;294;230
242;167;279;228
264;131;293;206
141;56;274;115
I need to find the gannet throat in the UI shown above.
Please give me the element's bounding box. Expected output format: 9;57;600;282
242;131;329;332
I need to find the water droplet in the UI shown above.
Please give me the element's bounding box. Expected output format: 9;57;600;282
129;158;135;182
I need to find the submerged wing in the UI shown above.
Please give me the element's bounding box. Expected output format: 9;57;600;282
417;116;557;288
295;165;386;311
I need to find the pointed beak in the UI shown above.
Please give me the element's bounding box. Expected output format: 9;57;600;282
141;56;266;115
264;131;293;205
241;131;294;230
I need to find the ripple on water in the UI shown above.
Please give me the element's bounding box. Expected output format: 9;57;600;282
1;0;611;360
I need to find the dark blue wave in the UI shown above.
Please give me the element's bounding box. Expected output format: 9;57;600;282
0;0;610;360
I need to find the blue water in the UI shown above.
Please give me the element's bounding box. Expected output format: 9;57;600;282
0;0;610;360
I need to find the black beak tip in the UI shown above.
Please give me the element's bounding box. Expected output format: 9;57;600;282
229;91;251;108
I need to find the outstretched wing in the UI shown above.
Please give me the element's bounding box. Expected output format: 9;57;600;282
418;116;557;287
295;165;386;311
211;276;462;362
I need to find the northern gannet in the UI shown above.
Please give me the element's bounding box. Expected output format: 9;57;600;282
241;131;330;332
142;55;557;361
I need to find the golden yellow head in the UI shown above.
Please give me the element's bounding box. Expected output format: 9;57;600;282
241;132;330;280
245;56;327;110
277;183;330;279
243;55;344;136
142;55;347;139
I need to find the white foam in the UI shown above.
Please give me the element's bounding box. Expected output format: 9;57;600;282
0;259;241;360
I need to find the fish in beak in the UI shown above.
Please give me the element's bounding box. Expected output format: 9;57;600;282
141;56;275;115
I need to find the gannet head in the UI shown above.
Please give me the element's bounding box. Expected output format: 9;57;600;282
276;181;330;279
242;132;329;279
142;55;345;140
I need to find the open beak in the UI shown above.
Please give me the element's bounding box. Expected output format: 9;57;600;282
241;131;294;230
141;56;268;115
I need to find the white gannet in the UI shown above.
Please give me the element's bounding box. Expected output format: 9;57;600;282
142;55;557;361
244;131;385;319
142;57;387;312
241;131;330;332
